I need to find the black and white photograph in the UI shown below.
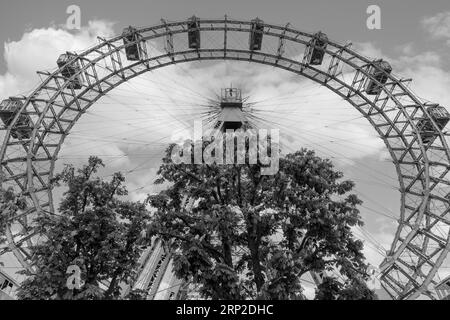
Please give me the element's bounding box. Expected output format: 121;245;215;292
0;0;449;314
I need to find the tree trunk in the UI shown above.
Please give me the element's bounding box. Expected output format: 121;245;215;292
222;235;233;268
104;268;121;299
248;235;264;292
246;211;264;292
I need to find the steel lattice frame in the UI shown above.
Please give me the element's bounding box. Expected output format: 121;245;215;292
0;17;449;300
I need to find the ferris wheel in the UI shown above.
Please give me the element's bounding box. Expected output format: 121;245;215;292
0;16;449;300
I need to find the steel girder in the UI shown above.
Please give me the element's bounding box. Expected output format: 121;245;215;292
0;18;449;300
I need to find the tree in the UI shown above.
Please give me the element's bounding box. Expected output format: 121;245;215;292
148;141;377;300
315;276;377;300
0;171;27;266
16;157;151;300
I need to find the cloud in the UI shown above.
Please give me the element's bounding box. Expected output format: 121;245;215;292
421;11;450;42
354;42;450;107
0;20;115;98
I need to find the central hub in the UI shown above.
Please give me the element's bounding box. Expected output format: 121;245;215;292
220;88;243;108
218;88;247;131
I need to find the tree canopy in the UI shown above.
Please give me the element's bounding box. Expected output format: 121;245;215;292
0;172;27;266
16;157;150;300
7;140;377;300
148;142;377;300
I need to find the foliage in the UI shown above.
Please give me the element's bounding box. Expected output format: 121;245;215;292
148;141;377;300
0;171;27;265
315;276;378;300
16;157;150;300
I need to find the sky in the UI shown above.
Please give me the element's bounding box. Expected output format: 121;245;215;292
1;0;450;299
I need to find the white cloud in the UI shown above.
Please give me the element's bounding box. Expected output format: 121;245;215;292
0;20;115;98
421;11;450;42
354;42;450;107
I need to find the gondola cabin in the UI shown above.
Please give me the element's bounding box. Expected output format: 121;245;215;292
249;18;264;51
0;98;32;139
122;26;143;61
365;60;392;95
0;270;19;300
187;16;200;49
417;105;450;144
428;105;450;128
435;276;450;300
57;52;83;90
305;32;328;65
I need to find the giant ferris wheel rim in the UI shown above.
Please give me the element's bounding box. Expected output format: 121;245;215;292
0;16;449;300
